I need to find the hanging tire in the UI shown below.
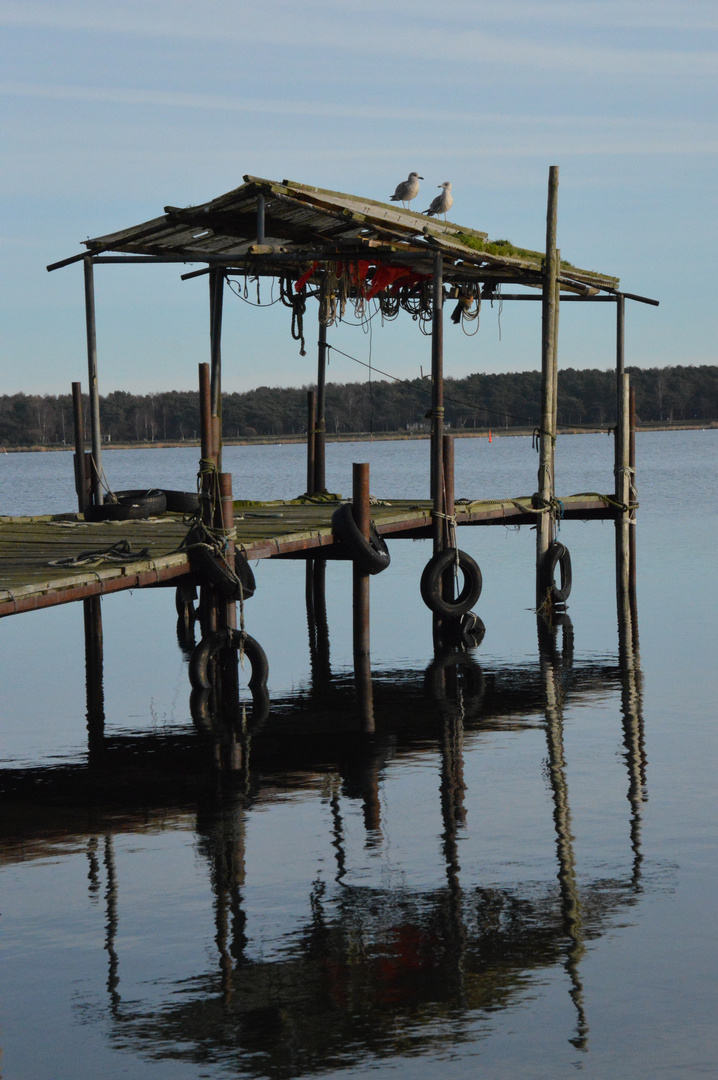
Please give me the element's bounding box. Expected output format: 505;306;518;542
187;534;256;600
331;502;391;575
163;490;200;514
542;540;572;603
420;548;482;619
84;489;167;522
189;628;269;692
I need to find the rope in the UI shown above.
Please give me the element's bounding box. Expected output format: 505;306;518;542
48;540;150;567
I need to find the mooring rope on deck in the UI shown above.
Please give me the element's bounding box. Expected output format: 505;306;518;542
47;540;151;567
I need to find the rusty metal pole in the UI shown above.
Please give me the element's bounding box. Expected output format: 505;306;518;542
71;382;88;513
431;252;445;555
352;462;374;733
306;390;316;496
83;257;104;505
315;284;328;493
536;166;559;608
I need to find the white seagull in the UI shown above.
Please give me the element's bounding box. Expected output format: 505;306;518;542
390;171;423;209
424;181;453;220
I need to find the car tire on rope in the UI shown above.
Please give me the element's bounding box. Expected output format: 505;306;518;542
541;540;572;603
188;628;269;692
84;489;167;522
331;502;391;575
186;527;256;600
420;548;482;619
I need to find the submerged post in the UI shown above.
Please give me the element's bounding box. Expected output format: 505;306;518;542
83;258;104;505
352;462;374;732
536;166;559;607
431;251;445;554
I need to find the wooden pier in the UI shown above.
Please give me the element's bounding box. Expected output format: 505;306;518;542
0;491;620;619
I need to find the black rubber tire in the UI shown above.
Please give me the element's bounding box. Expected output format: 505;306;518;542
189;628;269;692
444;610;486;650
542;540;572;603
84;488;167;522
331;502;391;575
163;490;200;514
420;548;482;618
188;538;256;601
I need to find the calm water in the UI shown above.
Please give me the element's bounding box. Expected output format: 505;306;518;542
1;431;717;1079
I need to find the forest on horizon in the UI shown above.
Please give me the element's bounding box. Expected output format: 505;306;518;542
1;364;716;447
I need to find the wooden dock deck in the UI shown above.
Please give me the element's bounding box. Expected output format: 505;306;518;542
0;493;619;618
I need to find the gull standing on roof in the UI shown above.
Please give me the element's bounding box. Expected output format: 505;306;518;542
424;182;453;221
390;172;423;209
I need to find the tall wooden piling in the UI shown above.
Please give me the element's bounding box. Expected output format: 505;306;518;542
352;463;374;732
71;382;88;513
431;252;445;555
615;372;631;603
536;166;560;607
209;268;224;471
306;390;316;496
220;472;237;631
83;258;104;506
84;595;105;761
315;286;328;493
629;386;637;605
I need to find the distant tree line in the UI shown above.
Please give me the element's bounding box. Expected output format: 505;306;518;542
2;365;717;447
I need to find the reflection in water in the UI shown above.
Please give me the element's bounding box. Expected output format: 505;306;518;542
0;587;648;1078
537;610;587;1049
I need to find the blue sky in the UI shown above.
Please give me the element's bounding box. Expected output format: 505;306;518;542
2;0;716;394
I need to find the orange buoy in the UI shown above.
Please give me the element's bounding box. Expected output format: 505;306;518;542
488;429;493;443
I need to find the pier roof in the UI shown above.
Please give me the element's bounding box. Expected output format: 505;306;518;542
49;174;619;294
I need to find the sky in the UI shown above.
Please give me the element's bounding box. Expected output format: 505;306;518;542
2;0;717;395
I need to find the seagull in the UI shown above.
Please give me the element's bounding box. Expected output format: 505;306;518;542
424;181;453;220
390;171;423;209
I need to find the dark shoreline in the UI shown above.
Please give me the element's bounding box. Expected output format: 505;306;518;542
2;421;715;454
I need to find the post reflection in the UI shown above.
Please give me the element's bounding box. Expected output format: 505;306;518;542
28;586;648;1073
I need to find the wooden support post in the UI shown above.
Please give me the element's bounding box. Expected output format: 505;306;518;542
352;462;374;733
71;381;88;513
83;595;104;762
306;390;316;496
615;372;631;605
198;362;218;634
209;268;224;472
536;166;559;607
431;252;445;555
442;434;455;545
315;286;328;493
629;386;637;605
83;257;104;506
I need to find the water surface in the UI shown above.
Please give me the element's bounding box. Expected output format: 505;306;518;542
1;430;717;1078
